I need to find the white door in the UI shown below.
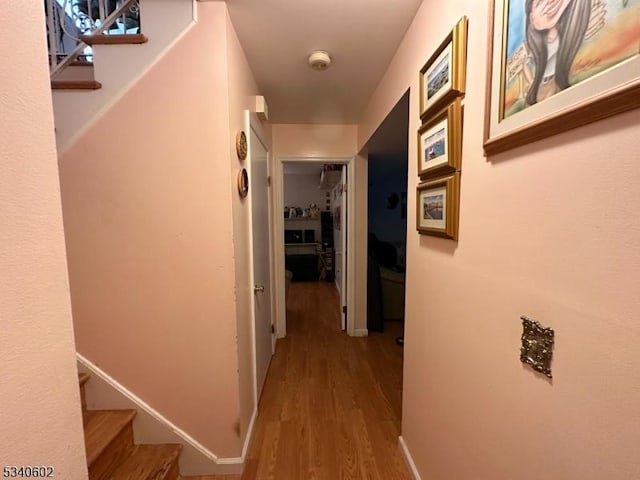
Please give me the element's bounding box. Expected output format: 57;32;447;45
250;123;273;397
340;166;348;331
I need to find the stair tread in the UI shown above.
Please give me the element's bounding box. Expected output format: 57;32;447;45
84;409;137;466
80;33;148;45
79;372;90;386
51;80;102;90
110;444;182;480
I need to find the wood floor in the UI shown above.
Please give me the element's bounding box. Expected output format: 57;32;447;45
237;281;410;480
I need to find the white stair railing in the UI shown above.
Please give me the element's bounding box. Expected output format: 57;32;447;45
46;0;141;78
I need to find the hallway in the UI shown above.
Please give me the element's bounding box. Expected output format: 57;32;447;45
241;281;410;479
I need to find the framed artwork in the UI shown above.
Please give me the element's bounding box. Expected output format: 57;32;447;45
418;98;463;178
236;131;247;160
420;16;468;120
416;172;461;240
237;168;249;198
484;0;640;156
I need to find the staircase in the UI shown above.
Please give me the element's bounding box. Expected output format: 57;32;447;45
79;373;240;480
48;0;194;151
48;0;147;91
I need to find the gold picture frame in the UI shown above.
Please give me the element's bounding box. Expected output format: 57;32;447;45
483;0;640;156
419;16;468;121
418;98;463;179
416;172;460;240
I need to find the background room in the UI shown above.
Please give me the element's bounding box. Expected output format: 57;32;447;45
283;162;345;322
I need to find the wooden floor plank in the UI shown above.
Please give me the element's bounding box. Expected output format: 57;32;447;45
238;281;410;480
110;444;181;480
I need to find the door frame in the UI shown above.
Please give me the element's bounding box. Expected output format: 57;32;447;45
246;111;274;405
272;155;356;338
339;165;347;331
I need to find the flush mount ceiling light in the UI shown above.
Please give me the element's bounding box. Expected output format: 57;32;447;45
308;50;331;71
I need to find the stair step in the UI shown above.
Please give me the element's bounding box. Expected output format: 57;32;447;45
51;80;102;90
84;409;136;480
110;444;182;480
80;33;148;45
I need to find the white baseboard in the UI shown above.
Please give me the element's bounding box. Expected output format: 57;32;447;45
241;408;258;460
353;328;369;337
77;353;256;476
398;436;421;480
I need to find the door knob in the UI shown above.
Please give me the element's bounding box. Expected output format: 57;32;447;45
254;285;265;294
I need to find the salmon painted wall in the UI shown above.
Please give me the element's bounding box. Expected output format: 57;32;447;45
270;125;369;336
224;6;262;446
0;3;87;477
59;3;243;457
360;1;640;478
273;124;357;157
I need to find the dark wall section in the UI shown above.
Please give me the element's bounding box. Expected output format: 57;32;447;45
368;154;408;268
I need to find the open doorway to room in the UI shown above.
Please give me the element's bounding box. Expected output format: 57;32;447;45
273;157;355;340
281;161;347;333
365;91;409;343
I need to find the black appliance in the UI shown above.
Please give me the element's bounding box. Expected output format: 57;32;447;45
284;229;303;243
320;211;334;249
303;229;315;243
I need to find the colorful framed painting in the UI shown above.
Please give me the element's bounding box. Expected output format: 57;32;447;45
484;0;640;156
416;172;461;240
418;98;463;178
420;16;468;121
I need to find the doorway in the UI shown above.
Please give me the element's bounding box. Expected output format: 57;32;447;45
364;91;409;337
273;157;355;338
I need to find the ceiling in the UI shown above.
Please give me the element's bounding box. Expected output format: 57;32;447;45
226;0;423;125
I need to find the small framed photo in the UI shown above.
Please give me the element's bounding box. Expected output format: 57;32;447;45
420;16;468;121
416;172;460;240
418;98;462;179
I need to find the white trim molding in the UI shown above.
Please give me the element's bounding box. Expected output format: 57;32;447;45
353;329;369;337
398;436;422;480
77;353;257;476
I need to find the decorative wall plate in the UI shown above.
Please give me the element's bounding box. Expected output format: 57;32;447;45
236;131;248;161
237;168;249;198
520;316;554;378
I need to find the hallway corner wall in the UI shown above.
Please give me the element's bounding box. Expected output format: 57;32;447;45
0;2;87;477
359;1;640;479
59;2;243;459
